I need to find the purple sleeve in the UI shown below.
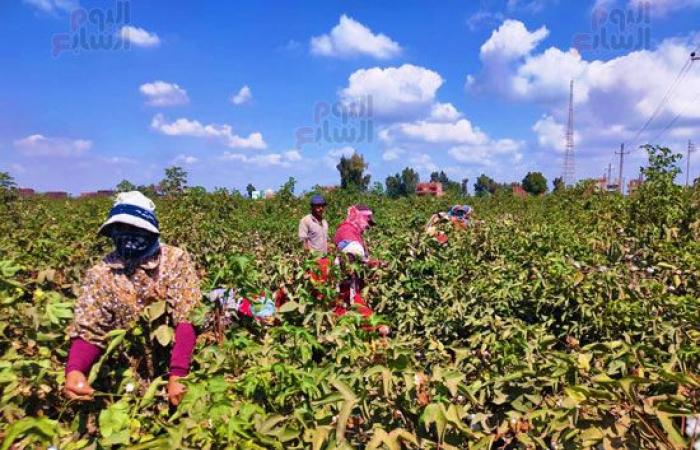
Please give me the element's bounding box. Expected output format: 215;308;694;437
65;338;103;375
169;322;197;377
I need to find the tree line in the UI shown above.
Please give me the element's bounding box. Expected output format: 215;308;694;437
336;152;559;197
6;146;695;200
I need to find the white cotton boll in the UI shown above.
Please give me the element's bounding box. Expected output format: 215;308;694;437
341;241;366;259
686;415;700;437
125;383;135;393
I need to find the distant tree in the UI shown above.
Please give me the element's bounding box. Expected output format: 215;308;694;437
430;170;461;194
461;178;470;196
188;186;207;194
337;153;370;191
553;176;565;193
522;172;548;195
400;167;420;196
0;171;17;202
385;167;420;198
116;179;136;192
370;181;385;196
474;174;496;197
385;174;402;198
0;171;17;190
277;177;296;201
246;183;256;199
160;166;188;196
137;184;160;197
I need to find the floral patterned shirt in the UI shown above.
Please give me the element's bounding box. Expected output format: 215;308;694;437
69;244;201;348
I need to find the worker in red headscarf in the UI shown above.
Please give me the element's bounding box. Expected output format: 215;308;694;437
333;204;384;323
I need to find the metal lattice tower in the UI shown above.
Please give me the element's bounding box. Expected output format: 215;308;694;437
563;80;575;185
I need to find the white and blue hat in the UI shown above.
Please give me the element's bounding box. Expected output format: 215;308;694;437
98;191;160;236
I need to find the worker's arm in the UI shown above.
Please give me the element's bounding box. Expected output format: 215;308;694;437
298;219;310;250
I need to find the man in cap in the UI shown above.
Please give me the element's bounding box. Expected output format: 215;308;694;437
298;194;329;254
63;191;200;406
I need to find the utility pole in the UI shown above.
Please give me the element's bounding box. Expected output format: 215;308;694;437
687;140;696;187
615;143;630;194
607;163;613;187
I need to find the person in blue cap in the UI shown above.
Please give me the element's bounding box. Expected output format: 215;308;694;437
298;194;329;254
425;204;474;244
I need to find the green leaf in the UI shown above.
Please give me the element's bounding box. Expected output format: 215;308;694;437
99;400;130;442
656;412;686;448
144;301;167;321
278;301;300;313
152;324;173;346
0;417;57;450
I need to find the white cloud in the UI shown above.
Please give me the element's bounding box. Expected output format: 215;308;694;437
284;149;302;161
592;0;616;9
151;114;267;149
410;153;439;173
173;154;199;165
470;20;700;161
139;81;189;107
220;150;301;167
628;0;700;15
429;103;463;122
448;139;524;166
378;108;523;174
341;64;443;119
381;119;490;145
23;0;77;14
467;11;506;32
310;14;402;59
480;20;549;60
324;146;356;168
101;156;137;165
119;26;161;48
14;134;93;157
532;115;566;151
231;85;253;105
382;147;404;161
506;0;553;13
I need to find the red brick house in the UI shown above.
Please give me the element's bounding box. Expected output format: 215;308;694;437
416;182;444;197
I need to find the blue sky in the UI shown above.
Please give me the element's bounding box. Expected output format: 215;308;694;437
1;0;699;193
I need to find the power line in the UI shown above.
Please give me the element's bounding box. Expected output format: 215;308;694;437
649;89;700;145
628;50;699;151
629;60;693;147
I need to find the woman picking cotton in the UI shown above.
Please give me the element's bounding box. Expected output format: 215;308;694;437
333;204;389;335
63;192;200;406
